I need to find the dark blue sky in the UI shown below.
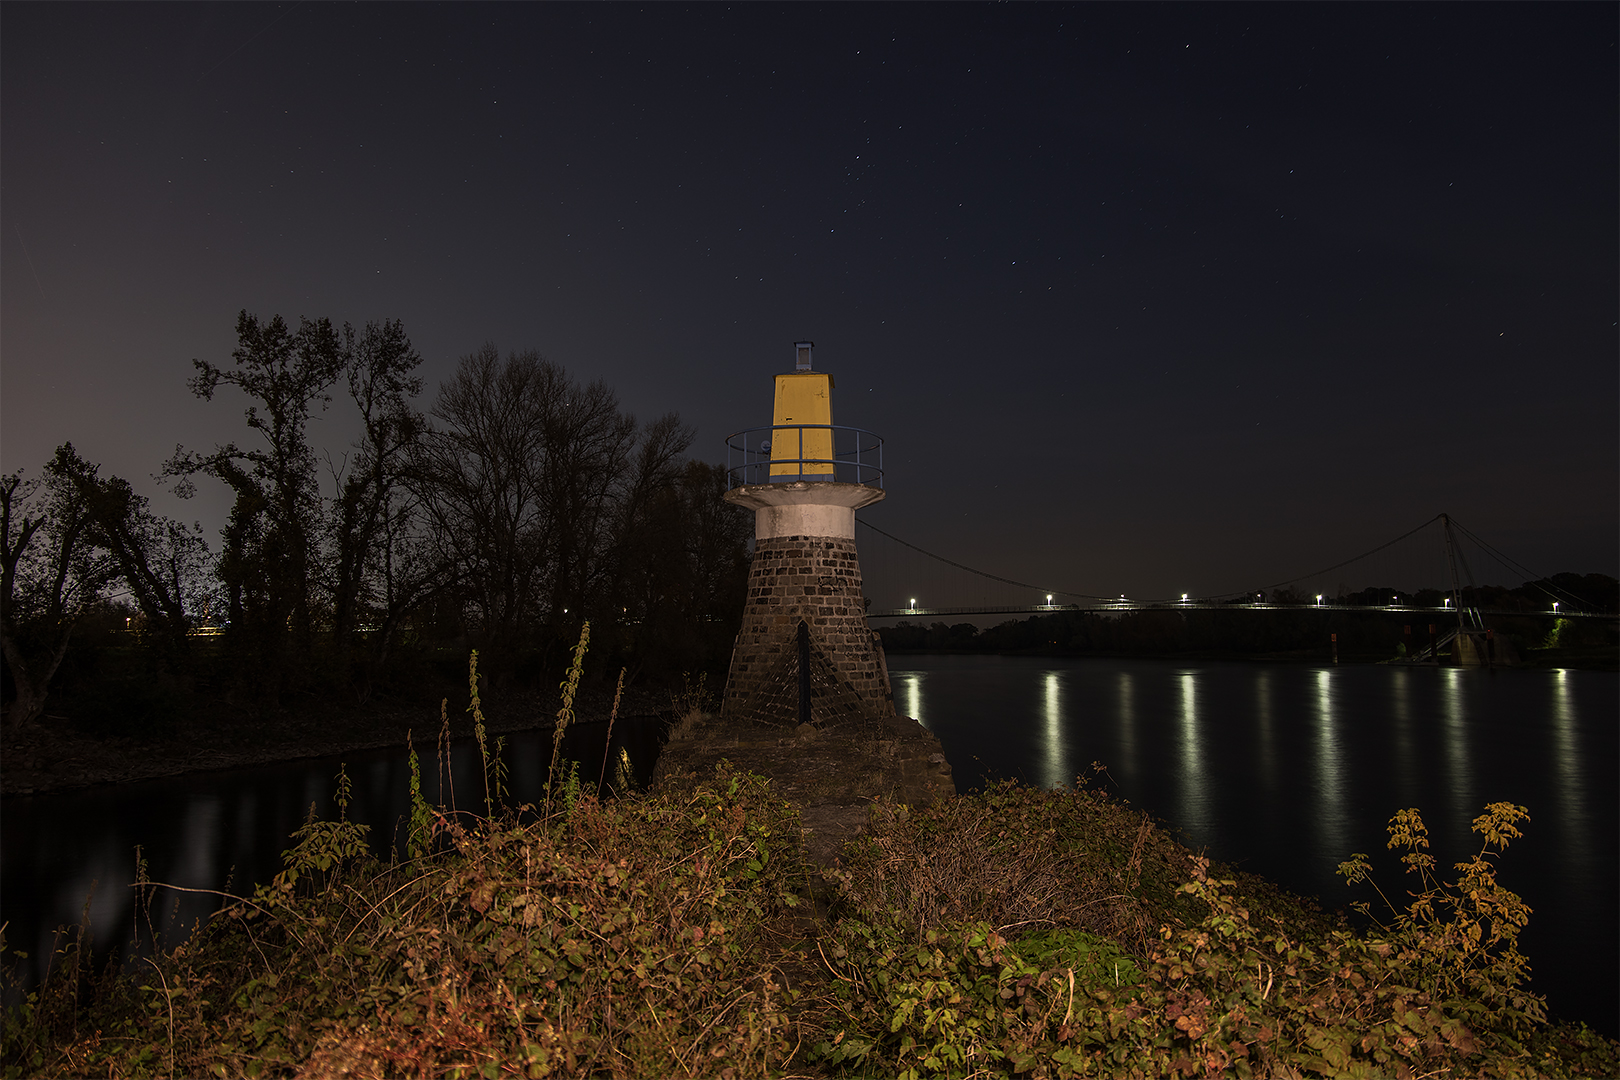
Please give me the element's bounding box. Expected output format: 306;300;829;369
3;3;1615;601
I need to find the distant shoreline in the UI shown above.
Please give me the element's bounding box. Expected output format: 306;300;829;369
880;645;1619;671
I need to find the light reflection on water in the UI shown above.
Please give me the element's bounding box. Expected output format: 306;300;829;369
1311;669;1348;863
1176;672;1205;827
1041;673;1063;790
1116;671;1137;785
1548;670;1590;871
885;655;1617;1039
1254;671;1276;797
900;672;924;728
1390;667;1416;794
1440;668;1471;821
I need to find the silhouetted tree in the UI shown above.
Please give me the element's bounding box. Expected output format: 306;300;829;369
1;467;116;729
45;443;209;663
166;310;343;695
412;346;562;669
412;345;711;679
607;459;750;678
326;319;449;690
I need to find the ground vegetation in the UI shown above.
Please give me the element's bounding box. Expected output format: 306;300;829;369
4;754;1615;1079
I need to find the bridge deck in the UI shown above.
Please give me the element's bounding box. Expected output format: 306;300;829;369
867;603;1609;619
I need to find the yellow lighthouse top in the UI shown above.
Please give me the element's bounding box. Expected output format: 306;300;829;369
770;341;835;479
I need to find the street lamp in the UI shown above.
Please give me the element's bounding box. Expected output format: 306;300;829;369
909;598;916;612
1315;594;1323;606
1443;598;1451;608
1552;601;1560;613
1181;593;1189;602
1046;593;1053;607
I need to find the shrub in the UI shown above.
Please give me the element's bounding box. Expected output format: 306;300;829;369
809;785;1620;1079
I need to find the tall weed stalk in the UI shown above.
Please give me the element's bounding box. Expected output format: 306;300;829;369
598;666;626;792
435;697;454;812
404;731;433;861
546;620;590;817
467;650;492;817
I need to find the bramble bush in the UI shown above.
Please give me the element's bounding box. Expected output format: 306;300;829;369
809;786;1620;1079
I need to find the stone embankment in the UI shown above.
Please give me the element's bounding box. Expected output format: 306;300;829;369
652;709;954;866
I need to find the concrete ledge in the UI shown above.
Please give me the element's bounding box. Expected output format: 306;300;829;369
724;482;886;540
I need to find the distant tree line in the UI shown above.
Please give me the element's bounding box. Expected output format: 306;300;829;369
1251;578;1619;613
2;311;750;731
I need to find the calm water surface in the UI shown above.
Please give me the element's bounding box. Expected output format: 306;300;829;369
891;655;1618;1038
2;717;661;1003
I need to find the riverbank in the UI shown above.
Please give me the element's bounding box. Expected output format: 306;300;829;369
0;680;668;797
6;768;1617;1078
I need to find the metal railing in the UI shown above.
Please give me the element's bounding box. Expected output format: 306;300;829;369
724;424;884;488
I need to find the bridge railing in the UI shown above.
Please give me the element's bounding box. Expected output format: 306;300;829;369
725;425;884;488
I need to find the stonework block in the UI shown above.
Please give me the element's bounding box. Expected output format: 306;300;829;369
723;531;895;726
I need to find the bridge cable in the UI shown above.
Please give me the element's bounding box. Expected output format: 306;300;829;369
855;519;1115;601
1446;517;1594;611
1222;514;1443;599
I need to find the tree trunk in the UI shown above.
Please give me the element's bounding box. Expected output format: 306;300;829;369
1;622;74;731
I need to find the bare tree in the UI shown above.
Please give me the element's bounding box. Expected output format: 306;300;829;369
328;319;448;688
1;468;116;730
46;443;209;661
539;375;639;623
167;310;342;691
414;346;560;666
413;345;654;672
607;459;750;677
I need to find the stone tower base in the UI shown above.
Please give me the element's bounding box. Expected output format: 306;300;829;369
722;533;895;726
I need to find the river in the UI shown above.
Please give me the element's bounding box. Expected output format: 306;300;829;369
3;655;1615;1038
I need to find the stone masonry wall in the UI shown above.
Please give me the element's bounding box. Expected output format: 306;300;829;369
723;534;896;725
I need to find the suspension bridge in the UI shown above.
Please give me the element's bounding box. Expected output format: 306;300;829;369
854;513;1612;623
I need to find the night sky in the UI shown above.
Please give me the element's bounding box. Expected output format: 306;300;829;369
3;4;1615;604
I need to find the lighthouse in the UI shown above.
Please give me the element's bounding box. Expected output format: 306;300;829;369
721;342;896;727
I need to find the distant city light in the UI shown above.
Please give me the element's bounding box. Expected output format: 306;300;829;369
1046;594;1053;606
1181;593;1189;602
1552;601;1560;612
1315;594;1323;605
909;598;916;612
1443;598;1451;608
